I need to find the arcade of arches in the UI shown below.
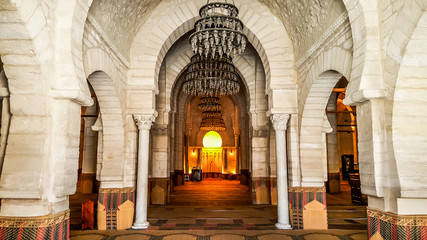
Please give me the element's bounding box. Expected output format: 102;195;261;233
0;0;427;239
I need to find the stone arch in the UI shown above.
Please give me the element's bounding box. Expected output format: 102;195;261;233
51;0;93;105
341;0;385;105
130;0;295;101
299;70;343;186
392;12;427;198
84;48;127;109
168;54;252;179
299;48;353;115
86;71;126;187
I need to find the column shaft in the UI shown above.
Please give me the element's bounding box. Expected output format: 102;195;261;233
132;114;155;229
271;114;292;230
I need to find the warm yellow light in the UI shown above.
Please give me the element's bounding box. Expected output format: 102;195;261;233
203;131;222;148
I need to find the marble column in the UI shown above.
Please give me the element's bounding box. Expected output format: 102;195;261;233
271;114;292;229
132;114;155;229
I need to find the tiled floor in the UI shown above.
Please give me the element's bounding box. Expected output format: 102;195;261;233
71;229;367;240
70;180;368;239
326;182;368;230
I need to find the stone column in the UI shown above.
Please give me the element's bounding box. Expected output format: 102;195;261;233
132;114;155;229
234;133;240;173
271;114;292;229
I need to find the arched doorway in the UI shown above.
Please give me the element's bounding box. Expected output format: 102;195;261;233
148;32;270;207
168;76;251;206
325;77;367;230
69;82;100;230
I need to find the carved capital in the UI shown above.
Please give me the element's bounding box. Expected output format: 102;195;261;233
133;114;155;130
271;114;290;131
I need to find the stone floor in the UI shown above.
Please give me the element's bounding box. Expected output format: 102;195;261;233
70;179;368;239
70;229;367;240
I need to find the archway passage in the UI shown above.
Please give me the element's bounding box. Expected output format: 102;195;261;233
169;95;251;205
69;82;100;230
325;78;367;230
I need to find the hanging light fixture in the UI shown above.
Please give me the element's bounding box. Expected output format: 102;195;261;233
198;97;222;112
183;54;240;96
199;97;226;131
200;116;226;131
202;110;222;118
190;1;247;58
183;0;247;97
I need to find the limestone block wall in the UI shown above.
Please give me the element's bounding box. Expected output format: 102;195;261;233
393;12;427;201
83;20;139;189
0;0;97;219
295;15;353;187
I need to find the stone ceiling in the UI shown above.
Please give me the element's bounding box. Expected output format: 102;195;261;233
88;0;347;62
88;0;162;57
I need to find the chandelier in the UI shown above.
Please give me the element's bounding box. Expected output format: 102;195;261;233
183;0;246;97
190;1;247;58
198;97;226;131
198;97;221;111
183;54;240;96
200;116;226;131
202;110;222;118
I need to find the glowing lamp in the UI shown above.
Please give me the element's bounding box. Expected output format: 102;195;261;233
203;131;222;148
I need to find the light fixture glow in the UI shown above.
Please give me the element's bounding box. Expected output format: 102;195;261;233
203;131;222;148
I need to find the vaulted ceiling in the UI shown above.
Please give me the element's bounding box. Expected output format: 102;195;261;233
88;0;347;62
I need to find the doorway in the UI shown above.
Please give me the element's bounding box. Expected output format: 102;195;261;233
326;78;367;230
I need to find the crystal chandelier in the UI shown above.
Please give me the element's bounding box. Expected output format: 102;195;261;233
200;116;226;131
190;1;247;58
183;0;246;97
202;110;222;118
198;97;222;111
183;54;240;96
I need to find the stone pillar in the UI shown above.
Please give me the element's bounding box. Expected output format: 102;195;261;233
322;115;333;183
251;127;270;204
0;210;70;240
81;116;98;194
184;134;189;174
326;111;340;193
0;97;10;174
132;114;155;229
150;126;169;205
234;133;240;173
271;114;292;229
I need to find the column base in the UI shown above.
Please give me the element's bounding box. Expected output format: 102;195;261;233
251;177;271;204
132;221;150;229
0;210;69;240
367;207;427;239
150;178;169;205
98;187;135;230
288;187;327;229
275;223;293;229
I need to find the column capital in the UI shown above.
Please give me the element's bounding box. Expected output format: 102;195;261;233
271;114;290;131
133;114;155;130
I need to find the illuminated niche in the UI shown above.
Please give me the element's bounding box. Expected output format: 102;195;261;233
202;131;223;173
